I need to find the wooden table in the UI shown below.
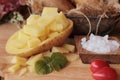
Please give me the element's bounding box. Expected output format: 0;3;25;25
0;24;120;80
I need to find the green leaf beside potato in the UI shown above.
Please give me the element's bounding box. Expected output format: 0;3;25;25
35;57;52;74
50;52;68;71
35;52;68;74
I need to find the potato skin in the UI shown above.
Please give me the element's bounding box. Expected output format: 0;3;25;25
6;20;73;57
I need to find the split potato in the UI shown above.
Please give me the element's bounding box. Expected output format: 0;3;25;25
62;44;75;53
6;7;73;57
11;56;27;65
52;46;69;53
19;67;28;76
8;64;21;73
26;54;43;66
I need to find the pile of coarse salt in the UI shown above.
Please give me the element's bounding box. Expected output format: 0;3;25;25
81;34;120;53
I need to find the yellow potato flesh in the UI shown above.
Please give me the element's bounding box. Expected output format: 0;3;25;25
6;7;73;57
8;64;21;73
6;30;41;53
49;12;69;32
41;7;58;16
11;56;27;65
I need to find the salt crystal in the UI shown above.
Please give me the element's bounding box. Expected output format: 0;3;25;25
81;34;120;53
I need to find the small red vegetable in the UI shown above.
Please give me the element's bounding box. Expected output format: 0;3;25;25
90;59;109;73
93;67;118;80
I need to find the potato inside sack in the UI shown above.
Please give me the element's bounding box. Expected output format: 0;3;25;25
6;7;73;57
68;0;120;16
67;0;120;35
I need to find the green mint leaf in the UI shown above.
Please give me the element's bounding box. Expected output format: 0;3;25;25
35;58;52;75
50;52;68;71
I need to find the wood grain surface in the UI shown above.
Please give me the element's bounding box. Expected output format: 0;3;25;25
0;24;120;80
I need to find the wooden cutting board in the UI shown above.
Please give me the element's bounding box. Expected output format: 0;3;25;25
0;24;120;80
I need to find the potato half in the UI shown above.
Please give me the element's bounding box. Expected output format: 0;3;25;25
6;20;73;57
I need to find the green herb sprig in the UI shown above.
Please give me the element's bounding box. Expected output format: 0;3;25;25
35;52;68;75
